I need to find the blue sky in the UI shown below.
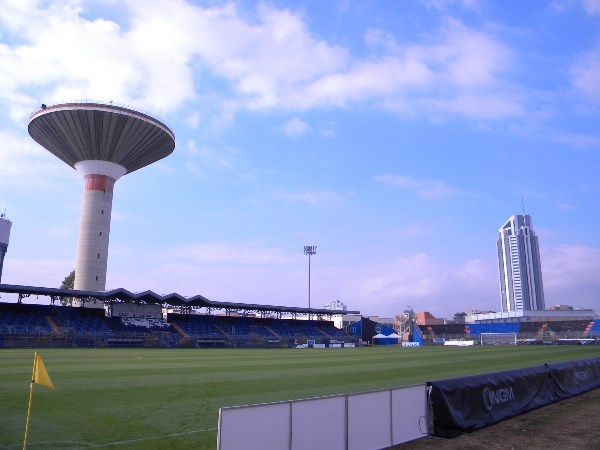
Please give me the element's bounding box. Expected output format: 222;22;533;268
0;0;599;318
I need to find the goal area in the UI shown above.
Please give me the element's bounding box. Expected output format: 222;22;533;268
480;332;517;346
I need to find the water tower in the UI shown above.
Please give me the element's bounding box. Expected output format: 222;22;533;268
28;101;175;300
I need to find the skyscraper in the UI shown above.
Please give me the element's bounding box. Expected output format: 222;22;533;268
497;214;545;312
0;213;11;283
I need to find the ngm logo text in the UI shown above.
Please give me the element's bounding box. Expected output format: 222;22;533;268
574;370;590;384
483;386;516;411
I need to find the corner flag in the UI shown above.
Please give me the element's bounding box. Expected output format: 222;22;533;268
24;352;54;449
33;352;54;390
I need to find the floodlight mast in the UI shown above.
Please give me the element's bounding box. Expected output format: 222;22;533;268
28;101;175;301
303;245;317;310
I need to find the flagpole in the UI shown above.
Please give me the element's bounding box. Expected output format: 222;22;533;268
23;353;37;450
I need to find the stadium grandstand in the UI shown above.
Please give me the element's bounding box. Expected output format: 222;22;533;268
0;283;358;349
1;283;598;349
413;308;599;344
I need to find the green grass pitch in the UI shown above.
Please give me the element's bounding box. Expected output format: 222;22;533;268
1;345;599;449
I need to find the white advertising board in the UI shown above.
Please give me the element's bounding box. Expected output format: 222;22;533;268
291;396;346;450
217;402;290;450
347;390;391;450
391;385;427;444
218;385;428;450
444;340;474;346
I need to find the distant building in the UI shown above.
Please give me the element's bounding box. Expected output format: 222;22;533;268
549;304;574;311
341;314;395;332
469;309;495;315
414;311;445;326
497;214;545;312
341;314;362;328
0;214;11;283
371;316;396;329
466;309;596;324
323;299;347;312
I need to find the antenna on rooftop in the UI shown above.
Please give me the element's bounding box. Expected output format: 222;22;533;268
521;194;526;217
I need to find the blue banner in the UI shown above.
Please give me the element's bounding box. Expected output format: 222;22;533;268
547;357;600;399
428;358;600;437
428;365;553;436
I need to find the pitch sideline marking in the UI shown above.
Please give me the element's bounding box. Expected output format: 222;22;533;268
79;427;218;448
14;428;218;449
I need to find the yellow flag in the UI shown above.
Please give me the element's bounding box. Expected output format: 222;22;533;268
33;352;54;390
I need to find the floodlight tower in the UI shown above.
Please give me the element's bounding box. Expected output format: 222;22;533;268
303;245;317;309
0;213;11;283
28;101;175;297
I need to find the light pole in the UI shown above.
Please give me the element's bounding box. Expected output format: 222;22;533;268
303;245;317;309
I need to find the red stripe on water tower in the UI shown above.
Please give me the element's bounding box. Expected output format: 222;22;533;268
83;175;116;193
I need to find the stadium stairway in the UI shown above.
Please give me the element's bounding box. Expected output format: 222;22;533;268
583;321;595;337
315;327;331;339
427;326;435;339
45;316;62;334
213;323;227;336
263;325;281;339
539;322;554;339
170;322;189;338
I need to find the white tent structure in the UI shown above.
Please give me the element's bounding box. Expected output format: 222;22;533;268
372;333;399;345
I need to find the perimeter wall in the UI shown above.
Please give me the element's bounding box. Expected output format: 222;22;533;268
217;385;427;450
217;357;600;449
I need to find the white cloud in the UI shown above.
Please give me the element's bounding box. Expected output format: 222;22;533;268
48;222;76;239
434;19;510;88
281;117;310;137
185;140;237;175
106;244;500;317
571;43;600;102
0;1;522;125
184;110;201;128
0;130;77;188
275;189;342;206
418;91;524;120
318;121;338;137
557;202;576;212
185;140;201;156
551;131;600;148
390;225;430;240
184;161;206;178
373;174;465;200
2;257;74;289
0;0;198;117
421;0;484;11
11;240;596;319
322;253;499;317
166;241;295;266
579;0;600;15
542;244;600;308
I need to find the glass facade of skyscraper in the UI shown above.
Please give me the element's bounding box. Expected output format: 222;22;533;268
0;215;11;283
497;214;545;312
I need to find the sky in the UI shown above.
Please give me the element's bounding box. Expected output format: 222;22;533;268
0;0;599;319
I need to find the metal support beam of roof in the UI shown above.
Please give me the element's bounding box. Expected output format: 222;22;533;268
0;283;360;317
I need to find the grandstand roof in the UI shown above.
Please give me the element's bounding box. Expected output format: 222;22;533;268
0;283;359;317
